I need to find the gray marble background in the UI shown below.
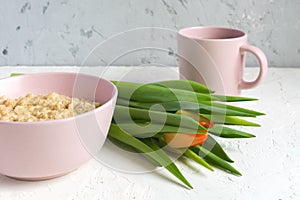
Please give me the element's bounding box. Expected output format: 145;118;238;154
0;0;299;67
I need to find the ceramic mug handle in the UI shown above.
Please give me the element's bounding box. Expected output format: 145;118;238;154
239;44;268;90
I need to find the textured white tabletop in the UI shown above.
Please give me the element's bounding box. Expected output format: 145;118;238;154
0;66;299;200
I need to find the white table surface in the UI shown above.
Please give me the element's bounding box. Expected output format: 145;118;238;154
0;66;299;200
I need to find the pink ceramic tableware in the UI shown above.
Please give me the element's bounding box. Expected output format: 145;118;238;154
0;72;117;180
178;26;268;95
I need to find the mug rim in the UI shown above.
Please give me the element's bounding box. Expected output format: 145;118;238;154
178;26;247;41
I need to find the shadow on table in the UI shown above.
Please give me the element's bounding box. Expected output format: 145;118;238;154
97;140;208;189
0;171;68;190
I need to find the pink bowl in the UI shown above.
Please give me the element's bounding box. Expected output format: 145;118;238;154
0;72;118;180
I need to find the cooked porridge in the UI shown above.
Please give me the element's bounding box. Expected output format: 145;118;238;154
0;92;100;122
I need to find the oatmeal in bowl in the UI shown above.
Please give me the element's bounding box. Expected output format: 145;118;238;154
0;92;101;122
0;72;117;181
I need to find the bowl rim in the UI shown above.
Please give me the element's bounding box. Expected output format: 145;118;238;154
0;72;118;125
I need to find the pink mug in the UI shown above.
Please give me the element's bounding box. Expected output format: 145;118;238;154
178;26;268;96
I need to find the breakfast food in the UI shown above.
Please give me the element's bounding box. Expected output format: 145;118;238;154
0;93;100;122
